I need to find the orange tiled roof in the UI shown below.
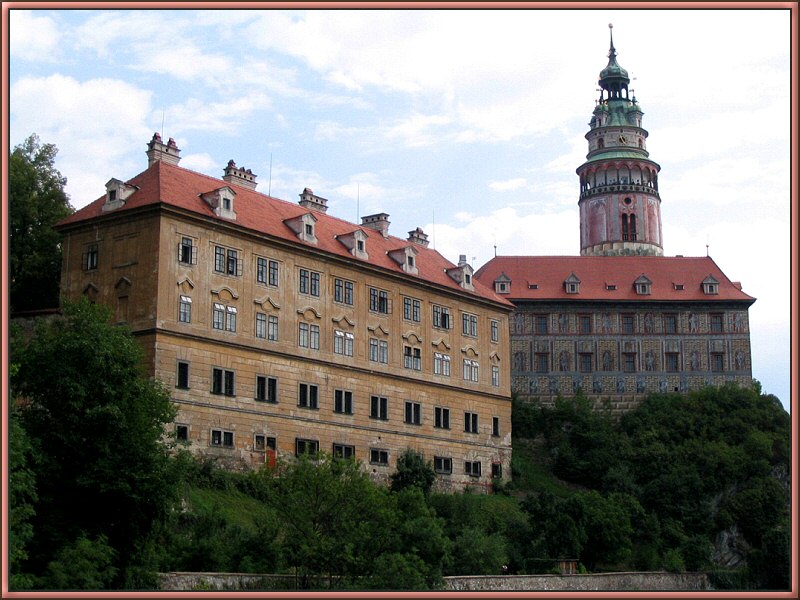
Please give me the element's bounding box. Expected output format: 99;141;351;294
59;160;513;307
474;255;755;304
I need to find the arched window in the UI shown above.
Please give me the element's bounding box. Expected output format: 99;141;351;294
598;138;605;149
629;214;637;241
621;214;629;241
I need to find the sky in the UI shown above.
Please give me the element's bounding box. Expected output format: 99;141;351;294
6;6;795;411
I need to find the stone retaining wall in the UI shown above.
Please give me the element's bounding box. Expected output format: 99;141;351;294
159;571;712;592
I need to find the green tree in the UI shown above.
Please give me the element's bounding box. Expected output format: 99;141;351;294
390;448;436;495
9;134;74;312
12;299;177;584
7;402;38;590
39;535;118;590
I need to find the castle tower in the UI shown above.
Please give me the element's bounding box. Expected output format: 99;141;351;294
577;25;664;256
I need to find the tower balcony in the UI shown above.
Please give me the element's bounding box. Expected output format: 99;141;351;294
579;182;660;200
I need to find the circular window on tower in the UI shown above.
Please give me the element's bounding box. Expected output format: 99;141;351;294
623;197;633;205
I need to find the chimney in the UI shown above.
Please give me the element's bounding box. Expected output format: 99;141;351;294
298;187;329;213
361;213;390;238
407;227;429;247
222;160;258;190
458;254;468;267
146;133;181;167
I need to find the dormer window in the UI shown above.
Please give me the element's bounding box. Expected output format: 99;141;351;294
674;283;685;291
464;272;471;285
494;273;511;294
284;212;318;245
702;275;720;295
388;246;419;275
336;229;369;260
357;240;365;252
200;186;237;221
102;178;138;212
564;273;581;294
634;274;652;295
446;262;474;291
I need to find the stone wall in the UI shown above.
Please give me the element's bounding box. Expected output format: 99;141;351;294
159;571;712;592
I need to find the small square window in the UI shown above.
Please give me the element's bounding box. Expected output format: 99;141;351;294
370;448;389;466
434;456;452;474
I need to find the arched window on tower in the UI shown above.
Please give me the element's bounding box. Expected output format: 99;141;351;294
629;214;637;241
621;214;629;241
598;138;605;149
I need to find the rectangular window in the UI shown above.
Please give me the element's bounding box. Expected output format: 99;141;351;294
663;314;678;334
296;438;319;458
579;315;592;334
710;314;724;333
535;353;549;373
579;353;593;373
490;319;499;342
465;411;479;434
334;389;354;414
370;395;388;420
298;383;319;409
211;429;235;448
435;406;450;429
334;278;355;305
433;305;451;329
268;315;279;341
213;303;225;330
404;346;422;370
298;323;320;349
179;237;196;265
333;443;355;460
176;361;190;389
462;313;479;337
463;359;479;382
254;434;266;452
256;257;280;286
369;287;390;314
492;463;503;479
404;401;421;425
176;424;189;441
369;338;389;364
225;306;237;332
370;448;389;466
491;365;500;387
84;243;99;270
299;269;320;296
711;353;724;372
334;330;355;356
492;416;500;437
256;375;278;403
666;352;680;372
434;456;452;474
621;314;635;334
623;353;637;373
212;367;235;396
179;295;192;323
465;461;481;477
434;352;451;376
255;312;267;339
214;246;240;276
535;315;549;334
404;297;421;322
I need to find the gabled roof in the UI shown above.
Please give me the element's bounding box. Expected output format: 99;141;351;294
58;160;512;308
474;255;755;304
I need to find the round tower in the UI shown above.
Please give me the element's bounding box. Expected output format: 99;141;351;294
577;25;664;256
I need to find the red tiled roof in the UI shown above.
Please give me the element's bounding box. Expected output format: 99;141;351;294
59;160;513;307
474;255;755;304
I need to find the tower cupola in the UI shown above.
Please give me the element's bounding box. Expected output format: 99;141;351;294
598;24;630;101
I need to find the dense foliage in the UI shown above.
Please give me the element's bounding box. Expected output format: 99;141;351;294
8;134;74;312
8;301;790;590
10;300;178;588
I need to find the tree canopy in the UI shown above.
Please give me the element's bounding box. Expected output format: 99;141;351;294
9;134;74;312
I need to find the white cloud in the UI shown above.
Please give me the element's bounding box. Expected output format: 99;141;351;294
161;93;273;133
10;74;153;207
9;10;61;61
178;153;220;177
489;178;527;192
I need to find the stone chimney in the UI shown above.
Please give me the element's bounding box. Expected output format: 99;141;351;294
146;133;181;167
298;187;329;213
222;160;258;190
407;227;429;247
361;213;390;238
458;254;468;267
